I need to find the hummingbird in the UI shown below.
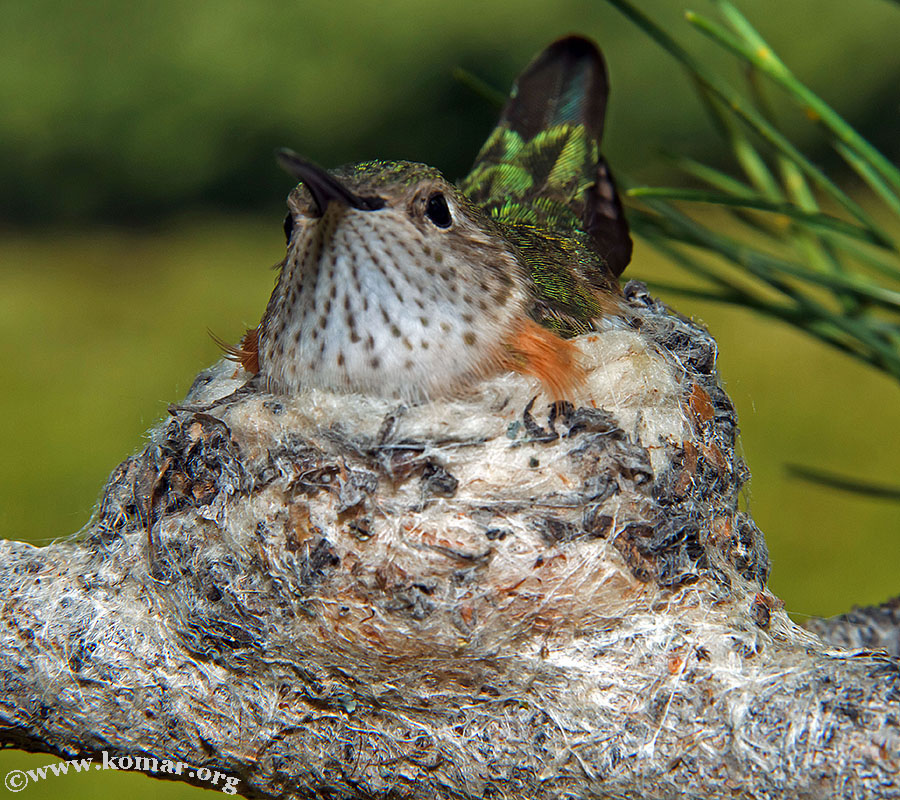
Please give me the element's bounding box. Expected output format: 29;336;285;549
226;36;632;402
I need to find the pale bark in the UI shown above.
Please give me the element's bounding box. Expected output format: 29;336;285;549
1;283;897;799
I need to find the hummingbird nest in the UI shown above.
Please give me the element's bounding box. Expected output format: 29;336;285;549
97;279;770;673
81;280;788;793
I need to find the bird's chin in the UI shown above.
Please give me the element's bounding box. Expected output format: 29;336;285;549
260;353;503;406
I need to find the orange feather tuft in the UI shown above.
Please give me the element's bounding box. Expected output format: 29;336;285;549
501;318;585;400
209;327;260;375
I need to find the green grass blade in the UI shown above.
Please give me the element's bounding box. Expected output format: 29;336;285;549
628;187;886;247
646;203;900;312
609;0;900;383
695;86;785;201
451;67;505;109
786;464;900;500
603;0;894;247
834;142;900;218
630;219;754;292
742;60;858;310
635;198;900;369
775;155;863;311
638;237;898;372
709;0;900;201
825;237;900;284
662;153;758;198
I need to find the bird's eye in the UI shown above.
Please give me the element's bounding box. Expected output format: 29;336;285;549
283;213;294;243
425;193;452;228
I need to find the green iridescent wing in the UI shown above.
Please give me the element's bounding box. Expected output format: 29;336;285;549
460;36;632;288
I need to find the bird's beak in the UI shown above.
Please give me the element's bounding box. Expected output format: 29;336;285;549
275;148;385;216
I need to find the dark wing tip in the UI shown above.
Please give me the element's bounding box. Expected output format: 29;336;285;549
504;35;609;142
540;35;604;65
584;158;632;278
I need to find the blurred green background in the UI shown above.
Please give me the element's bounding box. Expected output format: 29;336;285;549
0;1;898;797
